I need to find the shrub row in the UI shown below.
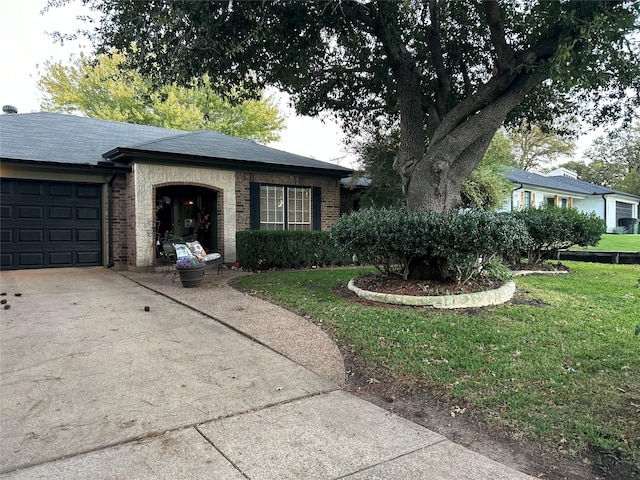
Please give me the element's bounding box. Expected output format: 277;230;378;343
330;208;530;282
236;230;352;271
236;206;605;280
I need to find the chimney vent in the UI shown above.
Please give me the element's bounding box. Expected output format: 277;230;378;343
2;105;18;114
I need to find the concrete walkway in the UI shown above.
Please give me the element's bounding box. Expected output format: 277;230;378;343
0;267;535;479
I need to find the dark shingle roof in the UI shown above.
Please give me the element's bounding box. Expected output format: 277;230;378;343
507;167;639;199
0;112;351;175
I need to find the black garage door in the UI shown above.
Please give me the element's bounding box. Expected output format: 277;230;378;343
0;179;103;270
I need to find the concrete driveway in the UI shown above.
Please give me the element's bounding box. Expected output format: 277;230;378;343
0;268;533;479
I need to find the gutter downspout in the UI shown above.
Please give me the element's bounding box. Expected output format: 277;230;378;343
601;194;608;232
107;173;118;268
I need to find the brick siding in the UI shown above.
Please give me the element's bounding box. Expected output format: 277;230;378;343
235;172;341;231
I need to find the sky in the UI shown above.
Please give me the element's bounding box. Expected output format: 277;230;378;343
0;0;357;168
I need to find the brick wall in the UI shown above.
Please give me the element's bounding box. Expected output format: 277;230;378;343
126;171;137;267
109;175;129;269
235;172;341;231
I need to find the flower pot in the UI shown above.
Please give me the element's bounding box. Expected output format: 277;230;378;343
177;267;205;288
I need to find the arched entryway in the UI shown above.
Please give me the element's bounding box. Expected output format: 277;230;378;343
155;185;221;254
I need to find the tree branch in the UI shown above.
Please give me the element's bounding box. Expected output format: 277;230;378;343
427;0;450;119
483;0;515;71
332;0;376;33
430;22;563;146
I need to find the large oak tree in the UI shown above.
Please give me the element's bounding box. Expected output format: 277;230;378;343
60;0;640;212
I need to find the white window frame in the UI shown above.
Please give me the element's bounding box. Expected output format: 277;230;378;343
259;185;312;231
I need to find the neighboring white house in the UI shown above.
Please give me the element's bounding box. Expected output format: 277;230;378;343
504;167;640;233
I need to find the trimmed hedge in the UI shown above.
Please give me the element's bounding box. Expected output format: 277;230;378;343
236;230;352;271
330;208;530;282
511;205;606;264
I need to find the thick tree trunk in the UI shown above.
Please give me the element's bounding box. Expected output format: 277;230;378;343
403;73;540;212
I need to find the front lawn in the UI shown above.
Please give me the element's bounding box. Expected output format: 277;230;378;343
571;234;640;252
232;262;640;469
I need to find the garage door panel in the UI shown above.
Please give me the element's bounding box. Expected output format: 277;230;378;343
77;251;101;264
49;230;73;242
77;230;100;242
0;253;12;268
18;230;44;243
15;182;43;196
49;183;74;196
77;185;101;198
18;205;44;219
1;179;103;270
77;207;100;220
18;252;45;267
49;206;73;220
49;252;74;266
1;229;12;243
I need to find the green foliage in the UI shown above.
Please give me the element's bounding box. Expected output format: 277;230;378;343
236;230;351;271
38;51;285;142
74;1;640;134
460;162;513;211
506;122;575;171
481;130;517;167
581;123;640;196
353;131;404;209
571;234;640;253
62;0;640;212
512;205;606;264
330;208;530;282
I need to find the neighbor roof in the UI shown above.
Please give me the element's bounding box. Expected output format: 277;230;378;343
507;167;640;199
0;112;351;175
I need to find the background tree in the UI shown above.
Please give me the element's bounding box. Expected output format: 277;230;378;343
558;160;619;187
57;0;639;212
507;122;575;171
560;123;640;195
352;131;404;209
38;51;285;142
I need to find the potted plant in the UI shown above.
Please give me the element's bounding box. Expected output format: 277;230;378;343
175;257;206;288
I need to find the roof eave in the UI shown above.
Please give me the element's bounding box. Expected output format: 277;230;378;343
103;148;352;178
1;156;131;173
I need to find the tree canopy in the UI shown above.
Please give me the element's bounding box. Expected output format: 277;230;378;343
38;50;285;142
561;123;640;196
506;122;575;171
58;0;640;212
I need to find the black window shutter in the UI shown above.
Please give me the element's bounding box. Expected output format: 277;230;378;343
249;182;260;230
312;187;321;230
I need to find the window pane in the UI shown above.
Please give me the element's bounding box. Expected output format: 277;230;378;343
287;187;311;230
260;186;285;230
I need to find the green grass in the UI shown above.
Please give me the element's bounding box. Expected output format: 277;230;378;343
232;262;640;467
571;233;640;252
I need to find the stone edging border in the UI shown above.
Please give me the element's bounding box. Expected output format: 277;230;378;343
511;270;569;277
347;269;569;309
347;279;517;309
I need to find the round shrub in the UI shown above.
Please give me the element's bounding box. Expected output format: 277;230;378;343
512;205;606;264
